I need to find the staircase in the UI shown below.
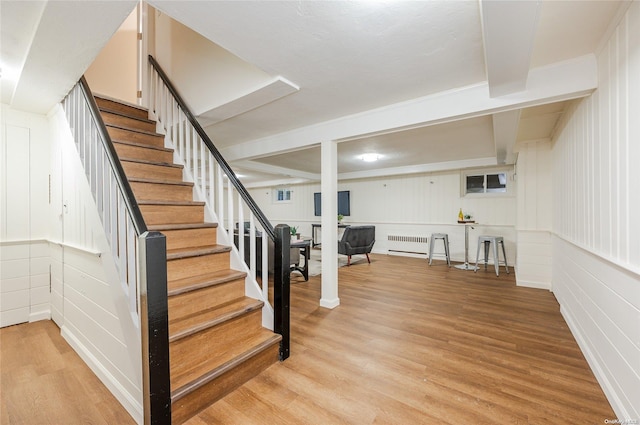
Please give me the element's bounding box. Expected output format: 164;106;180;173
95;96;282;424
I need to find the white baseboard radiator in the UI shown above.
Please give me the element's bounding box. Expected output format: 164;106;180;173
387;235;429;255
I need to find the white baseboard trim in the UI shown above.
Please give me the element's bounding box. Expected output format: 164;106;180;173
29;309;51;322
559;305;632;421
515;278;551;290
61;325;143;425
319;297;340;309
387;250;428;260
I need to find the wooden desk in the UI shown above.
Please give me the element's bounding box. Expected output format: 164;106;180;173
311;223;350;247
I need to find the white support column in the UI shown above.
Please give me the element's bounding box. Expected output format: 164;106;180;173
320;140;340;309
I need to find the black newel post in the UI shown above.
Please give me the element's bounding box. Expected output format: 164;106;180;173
141;231;171;425
273;224;290;360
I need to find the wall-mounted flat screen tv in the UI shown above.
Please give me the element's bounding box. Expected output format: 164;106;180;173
314;191;350;216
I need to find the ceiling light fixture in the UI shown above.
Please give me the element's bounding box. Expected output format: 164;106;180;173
360;153;380;162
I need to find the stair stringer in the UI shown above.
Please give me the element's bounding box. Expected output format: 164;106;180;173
155;123;274;331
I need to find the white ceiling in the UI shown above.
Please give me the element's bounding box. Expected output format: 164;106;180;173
1;0;628;186
0;0;137;112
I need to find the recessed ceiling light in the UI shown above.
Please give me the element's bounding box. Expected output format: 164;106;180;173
360;153;380;162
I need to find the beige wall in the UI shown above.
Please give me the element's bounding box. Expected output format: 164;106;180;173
85;8;138;104
154;11;272;115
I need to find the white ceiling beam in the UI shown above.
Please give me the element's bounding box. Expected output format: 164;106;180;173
232;160;320;181
338;157;498;182
222;54;597;162
241;156;499;187
480;0;541;97
492;109;521;165
242;177;311;189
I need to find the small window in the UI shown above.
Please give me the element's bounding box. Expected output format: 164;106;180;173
466;175;485;193
486;173;507;193
462;169;510;196
272;187;292;203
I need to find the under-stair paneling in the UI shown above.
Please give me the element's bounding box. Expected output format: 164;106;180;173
48;106;143;423
551;2;640;419
0;107;51;327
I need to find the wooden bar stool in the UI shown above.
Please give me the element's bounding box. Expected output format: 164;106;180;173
428;233;451;267
474;235;509;276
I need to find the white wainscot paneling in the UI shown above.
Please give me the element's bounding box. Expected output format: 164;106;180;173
30;255;50;275
49;243;64;326
0;244;29;260
552;237;640;420
0;290;29;313
0;255;30;326
0;241;51;326
0;258;29;280
516;230;551;290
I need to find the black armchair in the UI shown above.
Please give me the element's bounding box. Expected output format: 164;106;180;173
338;225;375;266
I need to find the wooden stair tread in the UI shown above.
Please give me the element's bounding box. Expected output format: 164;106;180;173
105;122;164;138
168;269;246;296
170;330;282;400
167;245;231;260
149;222;217;231
120;157;183;169
94;94;148;112
97;94;282;423
98;107;156;125
129;177;193;187
138;200;204;206
169;297;264;342
112;139;173;153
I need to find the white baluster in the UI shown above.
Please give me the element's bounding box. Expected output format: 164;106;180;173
227;182;234;237
217;165;224;226
193;132;199;191
127;221;137;314
261;227;269;302
237;201;245;270
208;153;214;208
200;140;206;197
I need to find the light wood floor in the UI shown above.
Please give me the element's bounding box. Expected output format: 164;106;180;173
190;253;615;424
0;319;135;425
1;254;615;424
